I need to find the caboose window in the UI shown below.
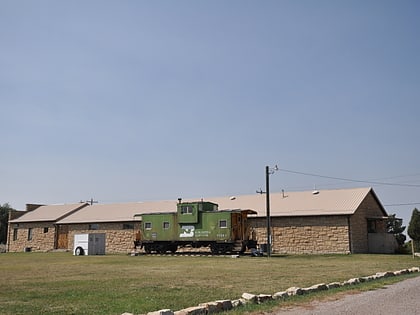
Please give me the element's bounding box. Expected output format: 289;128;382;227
219;220;227;228
145;222;152;230
181;206;193;214
163;222;170;229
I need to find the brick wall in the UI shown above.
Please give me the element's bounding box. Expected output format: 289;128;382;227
67;222;141;254
7;222;56;252
250;215;350;254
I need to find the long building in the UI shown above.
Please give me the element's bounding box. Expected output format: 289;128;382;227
7;187;396;254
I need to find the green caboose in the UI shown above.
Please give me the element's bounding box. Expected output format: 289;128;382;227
137;200;257;254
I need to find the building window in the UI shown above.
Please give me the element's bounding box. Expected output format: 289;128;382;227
181;206;193;214
163;222;170;229
145;222;152;230
27;228;33;241
43;227;49;233
123;223;134;230
367;220;377;233
219;220;227;228
13;228;18;241
89;224;99;230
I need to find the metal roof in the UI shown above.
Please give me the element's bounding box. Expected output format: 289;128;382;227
14;187;384;224
57;201;176;224
203;187;381;217
9;203;88;223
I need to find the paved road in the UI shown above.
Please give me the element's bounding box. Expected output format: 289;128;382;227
275;276;420;315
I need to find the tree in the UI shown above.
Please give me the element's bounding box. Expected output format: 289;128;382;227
0;203;13;244
387;214;406;246
408;208;420;252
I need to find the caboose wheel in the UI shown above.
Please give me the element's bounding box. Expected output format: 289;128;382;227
144;244;152;254
220;245;228;254
156;244;166;254
210;244;219;255
170;244;177;254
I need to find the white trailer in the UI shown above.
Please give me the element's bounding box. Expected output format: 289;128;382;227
73;233;106;255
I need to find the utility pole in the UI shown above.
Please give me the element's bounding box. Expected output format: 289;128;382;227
257;165;278;257
266;166;271;257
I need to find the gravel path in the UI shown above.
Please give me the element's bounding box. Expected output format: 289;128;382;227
274;276;420;315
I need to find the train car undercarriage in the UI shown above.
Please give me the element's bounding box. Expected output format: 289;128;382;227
140;240;254;255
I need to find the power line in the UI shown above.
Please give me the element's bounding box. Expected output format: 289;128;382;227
278;168;420;188
384;203;420;207
372;173;420;181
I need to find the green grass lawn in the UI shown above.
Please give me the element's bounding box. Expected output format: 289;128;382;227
0;252;418;315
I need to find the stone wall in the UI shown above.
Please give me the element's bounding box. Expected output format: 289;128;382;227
7;221;141;254
7;191;388;255
349;209;368;253
7;222;56;252
349;193;387;253
250;215;350;254
67;222;141;254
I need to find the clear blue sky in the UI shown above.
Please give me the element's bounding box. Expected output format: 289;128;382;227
1;1;419;229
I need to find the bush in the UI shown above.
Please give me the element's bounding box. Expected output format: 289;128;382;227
396;241;412;255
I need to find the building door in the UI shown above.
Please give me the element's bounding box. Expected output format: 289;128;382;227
56;225;69;249
231;213;243;240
